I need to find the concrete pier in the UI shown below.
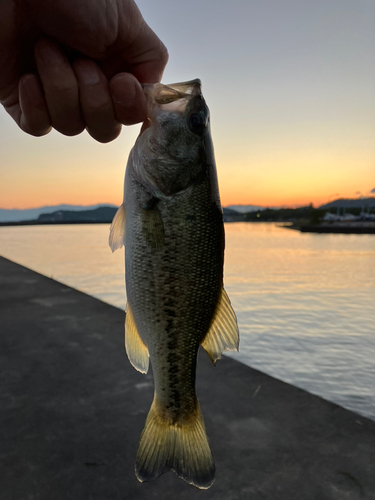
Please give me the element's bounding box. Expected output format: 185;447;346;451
1;255;374;499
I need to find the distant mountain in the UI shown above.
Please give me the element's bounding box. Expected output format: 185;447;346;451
0;204;117;222
319;197;375;210
222;207;245;222
226;204;275;213
38;206;117;223
222;207;241;215
3;205;245;225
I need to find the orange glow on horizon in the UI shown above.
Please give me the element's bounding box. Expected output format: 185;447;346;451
2;188;374;211
1;138;374;211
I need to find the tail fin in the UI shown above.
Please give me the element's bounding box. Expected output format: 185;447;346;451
135;399;215;489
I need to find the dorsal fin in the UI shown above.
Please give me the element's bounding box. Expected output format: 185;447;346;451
109;204;126;252
201;288;239;365
125;305;149;374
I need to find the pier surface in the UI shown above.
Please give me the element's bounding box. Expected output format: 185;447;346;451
1;255;374;500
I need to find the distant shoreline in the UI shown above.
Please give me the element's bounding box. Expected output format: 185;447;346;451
0;220;112;227
284;223;375;235
1;219;375;234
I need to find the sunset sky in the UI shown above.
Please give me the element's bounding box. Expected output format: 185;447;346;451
0;0;374;210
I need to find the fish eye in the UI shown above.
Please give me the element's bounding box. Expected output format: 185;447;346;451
188;113;207;135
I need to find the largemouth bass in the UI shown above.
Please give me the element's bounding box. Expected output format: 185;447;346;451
109;79;239;489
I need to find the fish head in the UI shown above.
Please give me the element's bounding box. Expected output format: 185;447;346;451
134;79;213;197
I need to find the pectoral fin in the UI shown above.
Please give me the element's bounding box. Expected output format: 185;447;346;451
109;204;126;252
125;305;149;374
201;288;239;365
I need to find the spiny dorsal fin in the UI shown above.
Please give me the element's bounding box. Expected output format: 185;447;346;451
125;305;149;374
109;204;126;252
201;288;239;365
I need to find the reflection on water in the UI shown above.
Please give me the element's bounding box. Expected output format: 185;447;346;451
0;222;374;420
0;224;125;309
224;224;375;421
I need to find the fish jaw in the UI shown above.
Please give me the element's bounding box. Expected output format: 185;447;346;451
141;79;202;136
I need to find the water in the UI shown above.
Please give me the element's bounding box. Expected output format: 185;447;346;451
1;222;374;420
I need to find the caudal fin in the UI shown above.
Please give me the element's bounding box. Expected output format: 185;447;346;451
135;399;215;489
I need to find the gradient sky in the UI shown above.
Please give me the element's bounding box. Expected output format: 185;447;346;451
0;0;374;209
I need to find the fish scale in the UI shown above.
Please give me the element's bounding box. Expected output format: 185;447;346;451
127;178;222;418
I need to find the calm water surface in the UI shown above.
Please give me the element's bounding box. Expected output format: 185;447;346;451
1;223;374;420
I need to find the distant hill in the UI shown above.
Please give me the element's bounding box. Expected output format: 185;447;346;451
37;206;118;223
3;205;243;225
24;206;245;223
319;198;375;210
0;204;117;222
226;205;278;214
222;207;240;215
222;207;245;222
243;205;315;222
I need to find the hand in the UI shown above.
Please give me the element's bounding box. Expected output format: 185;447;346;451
0;0;168;142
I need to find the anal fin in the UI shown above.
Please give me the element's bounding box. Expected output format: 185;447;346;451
109;204;126;252
201;288;239;365
125;305;149;374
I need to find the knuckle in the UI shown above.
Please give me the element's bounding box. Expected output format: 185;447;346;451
46;82;78;96
85;98;110;114
159;44;169;66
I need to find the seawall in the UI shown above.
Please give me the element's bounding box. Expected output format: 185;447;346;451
1;256;374;499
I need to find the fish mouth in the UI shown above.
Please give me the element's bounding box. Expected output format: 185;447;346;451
142;79;202;100
140;79;202;135
142;79;202;109
162;79;202;94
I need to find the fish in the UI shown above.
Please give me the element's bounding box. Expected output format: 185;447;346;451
109;79;239;489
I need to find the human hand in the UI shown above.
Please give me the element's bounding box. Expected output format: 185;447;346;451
0;0;168;142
